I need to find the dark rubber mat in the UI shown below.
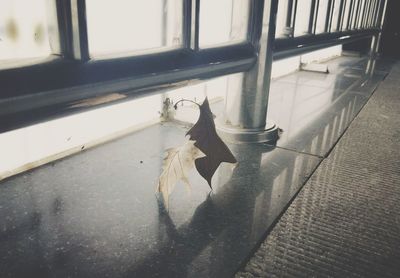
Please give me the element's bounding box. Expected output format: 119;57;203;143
237;62;400;278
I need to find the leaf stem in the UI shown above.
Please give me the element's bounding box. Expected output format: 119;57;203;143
173;99;201;110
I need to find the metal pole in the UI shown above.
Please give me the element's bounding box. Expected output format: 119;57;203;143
217;0;279;144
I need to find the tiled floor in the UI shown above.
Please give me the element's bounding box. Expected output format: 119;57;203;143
237;60;400;277
0;56;393;278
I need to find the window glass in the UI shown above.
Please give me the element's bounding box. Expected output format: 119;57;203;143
86;0;183;57
276;0;291;38
315;0;329;33
294;0;312;36
330;0;343;31
0;0;51;62
341;0;352;30
199;0;250;48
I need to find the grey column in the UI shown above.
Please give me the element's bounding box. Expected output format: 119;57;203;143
217;0;279;144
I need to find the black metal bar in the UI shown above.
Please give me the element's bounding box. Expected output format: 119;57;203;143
286;0;294;28
53;0;75;59
308;0;318;34
183;0;192;49
73;0;90;61
353;0;361;29
0;43;255;99
274;29;379;60
191;0;200;50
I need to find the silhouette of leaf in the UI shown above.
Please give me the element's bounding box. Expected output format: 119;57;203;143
156;140;205;209
186;98;237;188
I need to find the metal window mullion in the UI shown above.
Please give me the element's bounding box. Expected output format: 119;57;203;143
181;0;200;51
346;0;354;30
378;0;388;28
365;0;374;28
353;0;361;29
351;0;357;29
375;0;386;28
328;0;336;31
70;0;89;61
51;0;72;59
324;0;333;32
362;0;370;28
362;0;371;28
371;0;380;27
291;0;299;36
313;0;320;33
356;0;364;28
285;0;295;32
186;0;199;50
367;0;375;27
373;0;382;28
308;0;318;34
183;0;193;49
337;0;346;31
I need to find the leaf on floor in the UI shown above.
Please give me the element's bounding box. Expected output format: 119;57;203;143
156;140;205;209
186;98;237;188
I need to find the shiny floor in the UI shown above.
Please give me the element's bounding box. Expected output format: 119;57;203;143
0;56;393;278
237;59;400;278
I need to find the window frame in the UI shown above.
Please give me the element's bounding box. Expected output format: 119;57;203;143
0;0;387;133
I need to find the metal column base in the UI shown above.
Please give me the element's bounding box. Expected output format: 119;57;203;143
216;122;279;144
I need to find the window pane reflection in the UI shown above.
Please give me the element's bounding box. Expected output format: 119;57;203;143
86;0;183;57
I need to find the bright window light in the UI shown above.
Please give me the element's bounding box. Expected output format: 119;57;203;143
86;0;183;57
276;0;291;38
0;0;51;62
199;0;250;48
315;0;329;33
331;0;342;31
294;0;312;36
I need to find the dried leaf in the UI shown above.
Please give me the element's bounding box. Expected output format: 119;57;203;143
186;98;237;188
156;140;205;209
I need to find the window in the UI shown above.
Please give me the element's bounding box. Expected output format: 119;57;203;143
294;0;313;36
0;0;51;63
315;0;330;33
86;0;183;57
199;0;250;48
276;0;291;38
331;0;343;31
